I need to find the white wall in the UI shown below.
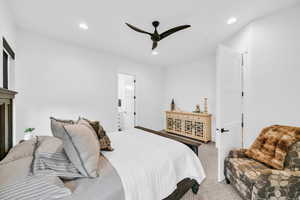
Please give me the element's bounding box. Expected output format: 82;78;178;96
222;5;300;147
15;29;165;142
164;56;216;140
0;0;16;89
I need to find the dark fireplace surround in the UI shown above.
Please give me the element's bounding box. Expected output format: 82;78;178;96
0;88;17;160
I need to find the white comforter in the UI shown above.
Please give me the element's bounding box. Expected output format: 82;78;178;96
103;128;206;200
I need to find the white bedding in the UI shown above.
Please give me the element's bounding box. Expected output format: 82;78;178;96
103;128;206;200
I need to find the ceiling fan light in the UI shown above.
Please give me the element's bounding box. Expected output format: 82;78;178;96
79;23;89;30
152;50;158;55
227;17;237;25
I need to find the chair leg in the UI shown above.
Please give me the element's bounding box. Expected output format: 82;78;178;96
225;178;230;184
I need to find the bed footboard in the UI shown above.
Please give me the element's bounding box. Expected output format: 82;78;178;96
163;178;199;200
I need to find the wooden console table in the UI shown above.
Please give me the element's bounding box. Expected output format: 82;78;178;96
165;111;212;143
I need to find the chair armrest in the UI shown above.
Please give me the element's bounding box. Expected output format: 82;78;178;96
261;169;300;177
228;149;248;158
252;170;300;200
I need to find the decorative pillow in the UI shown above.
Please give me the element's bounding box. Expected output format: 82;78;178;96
33;136;83;180
0;175;71;200
0;138;38;185
1;138;37;164
246;125;300;169
78;118;113;151
50;117;75;139
0;157;34;185
63;123;100;177
284;141;300;171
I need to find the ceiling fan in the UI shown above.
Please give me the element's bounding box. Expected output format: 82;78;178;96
125;21;191;50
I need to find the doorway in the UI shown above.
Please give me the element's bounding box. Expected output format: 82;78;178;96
117;73;136;131
216;45;245;182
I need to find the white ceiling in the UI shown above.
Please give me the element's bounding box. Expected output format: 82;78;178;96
7;0;300;66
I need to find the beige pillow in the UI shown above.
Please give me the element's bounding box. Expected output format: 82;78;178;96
0;157;33;185
78;118;113;151
0;138;38;185
35;136;64;154
63;123;100;177
1;138;37;164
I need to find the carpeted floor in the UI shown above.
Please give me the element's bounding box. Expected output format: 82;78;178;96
191;142;242;200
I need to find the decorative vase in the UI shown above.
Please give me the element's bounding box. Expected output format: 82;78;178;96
204;98;208;114
24;132;34;140
171;99;175;111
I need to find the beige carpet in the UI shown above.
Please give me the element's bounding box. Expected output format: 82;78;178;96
182;143;242;200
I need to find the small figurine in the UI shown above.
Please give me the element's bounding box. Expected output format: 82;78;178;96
193;104;201;113
171;99;175;111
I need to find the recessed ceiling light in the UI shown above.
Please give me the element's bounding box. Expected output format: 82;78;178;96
227;17;237;25
152;50;158;55
79;23;89;30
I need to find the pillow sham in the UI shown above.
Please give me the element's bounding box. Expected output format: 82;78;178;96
33;136;83;180
0;175;71;200
78;118;113;151
63;123;100;177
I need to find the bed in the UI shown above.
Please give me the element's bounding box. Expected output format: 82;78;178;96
66;128;206;200
0;127;205;200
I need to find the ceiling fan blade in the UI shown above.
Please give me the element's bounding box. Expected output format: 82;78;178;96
159;25;191;40
125;23;152;36
152;41;158;50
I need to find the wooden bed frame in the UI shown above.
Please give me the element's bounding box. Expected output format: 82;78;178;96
164;178;199;200
135;126;202;155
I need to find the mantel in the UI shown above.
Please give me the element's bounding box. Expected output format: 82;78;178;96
0;88;17;99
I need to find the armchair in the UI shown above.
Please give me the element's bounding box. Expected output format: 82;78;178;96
224;141;300;200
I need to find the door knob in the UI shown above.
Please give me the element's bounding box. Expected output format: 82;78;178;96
221;128;229;133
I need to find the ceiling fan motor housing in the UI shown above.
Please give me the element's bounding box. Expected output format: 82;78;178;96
152;21;160;28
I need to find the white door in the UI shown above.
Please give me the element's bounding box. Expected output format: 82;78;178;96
216;45;243;182
118;74;136;131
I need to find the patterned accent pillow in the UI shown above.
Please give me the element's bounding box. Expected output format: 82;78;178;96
245;125;300;169
78;118;113;151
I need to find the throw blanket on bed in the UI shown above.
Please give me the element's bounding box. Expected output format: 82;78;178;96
103;129;206;200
